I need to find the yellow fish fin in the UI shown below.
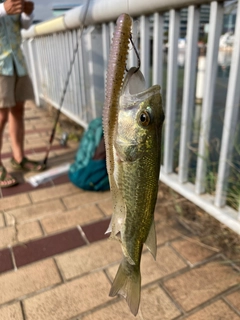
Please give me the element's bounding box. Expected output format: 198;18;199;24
105;181;126;237
144;220;157;260
109;257;141;316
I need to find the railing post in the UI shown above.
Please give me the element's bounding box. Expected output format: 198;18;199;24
215;0;240;208
178;5;200;183
152;12;164;86
140;15;150;87
27;39;40;106
163;9;180;174
84;26;105;121
102;23;110;88
76;30;87;122
128;20;138;69
195;1;224;194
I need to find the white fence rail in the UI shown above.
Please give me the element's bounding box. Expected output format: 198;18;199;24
22;0;240;234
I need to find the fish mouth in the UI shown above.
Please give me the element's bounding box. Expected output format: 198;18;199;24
120;67;160;107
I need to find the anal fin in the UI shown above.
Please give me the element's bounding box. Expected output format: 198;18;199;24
145;220;157;260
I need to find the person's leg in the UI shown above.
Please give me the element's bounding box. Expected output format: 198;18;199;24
0;108;18;187
0;108;9;164
9;100;45;171
8;74;45;171
8;101;25;163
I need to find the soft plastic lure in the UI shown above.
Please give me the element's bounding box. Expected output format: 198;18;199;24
103;13;132;182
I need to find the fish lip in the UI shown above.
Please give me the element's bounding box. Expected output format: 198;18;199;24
120;85;161;108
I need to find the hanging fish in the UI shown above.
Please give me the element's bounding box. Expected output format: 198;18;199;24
103;14;164;316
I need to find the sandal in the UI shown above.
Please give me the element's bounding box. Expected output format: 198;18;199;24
11;157;46;172
0;165;18;188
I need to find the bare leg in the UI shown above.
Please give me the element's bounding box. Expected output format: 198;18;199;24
0;108;17;187
9;102;25;163
9;102;45;171
0;108;9;164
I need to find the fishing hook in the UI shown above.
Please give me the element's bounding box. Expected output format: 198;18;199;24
125;34;141;73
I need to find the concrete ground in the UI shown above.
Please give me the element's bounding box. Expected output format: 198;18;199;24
0;102;239;320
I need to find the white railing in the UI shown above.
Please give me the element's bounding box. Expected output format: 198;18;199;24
22;0;240;234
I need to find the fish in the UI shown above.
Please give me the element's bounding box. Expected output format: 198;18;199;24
103;13;164;316
108;67;164;316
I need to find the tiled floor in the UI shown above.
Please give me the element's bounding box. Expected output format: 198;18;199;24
0;102;239;320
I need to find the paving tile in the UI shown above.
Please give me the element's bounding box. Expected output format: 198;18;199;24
171;238;216;265
63;190;111;209
25;128;51;135
41;204;104;234
25;139;59;149
23;271;111;320
0;193;30;211
25;115;41;121
5;199;65;224
81;300;138;320
83;284;181;320
185;300;240;320
0;248;13;274
13;228;85;267
108;245;187;288
226;289;240;313
1;144;11;153
33;122;54;129
0;213;5;228
97;197;113;216
52;153;77;164
17;221;43;243
155;223;181;245
164;260;240;311
0;259;61;305
143;245;187;285
140;285;181;320
56;239;122;280
0;302;23;320
1;181;51;198
33;145;68;154
24;123;35;130
0;226;16;249
29;182;80;203
24;138;48;147
82;218;111;243
24;132;42;140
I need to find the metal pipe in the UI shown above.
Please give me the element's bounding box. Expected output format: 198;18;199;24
22;0;219;38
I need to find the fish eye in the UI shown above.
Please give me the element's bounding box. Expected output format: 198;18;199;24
139;110;151;127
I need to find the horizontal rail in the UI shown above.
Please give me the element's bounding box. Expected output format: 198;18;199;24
160;171;240;235
22;0;217;38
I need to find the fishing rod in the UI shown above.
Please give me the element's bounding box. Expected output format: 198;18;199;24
42;0;91;166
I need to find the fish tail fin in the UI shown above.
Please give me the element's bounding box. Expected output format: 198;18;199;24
109;258;141;316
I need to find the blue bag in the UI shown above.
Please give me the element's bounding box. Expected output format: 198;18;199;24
68;118;110;191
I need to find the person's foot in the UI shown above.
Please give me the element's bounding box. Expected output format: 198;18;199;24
0;165;18;188
11;157;46;172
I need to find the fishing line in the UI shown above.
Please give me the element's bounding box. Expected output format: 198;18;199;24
126;35;141;72
43;0;91;165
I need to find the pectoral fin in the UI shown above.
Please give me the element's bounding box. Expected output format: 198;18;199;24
105;180;126;237
145;220;157;260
